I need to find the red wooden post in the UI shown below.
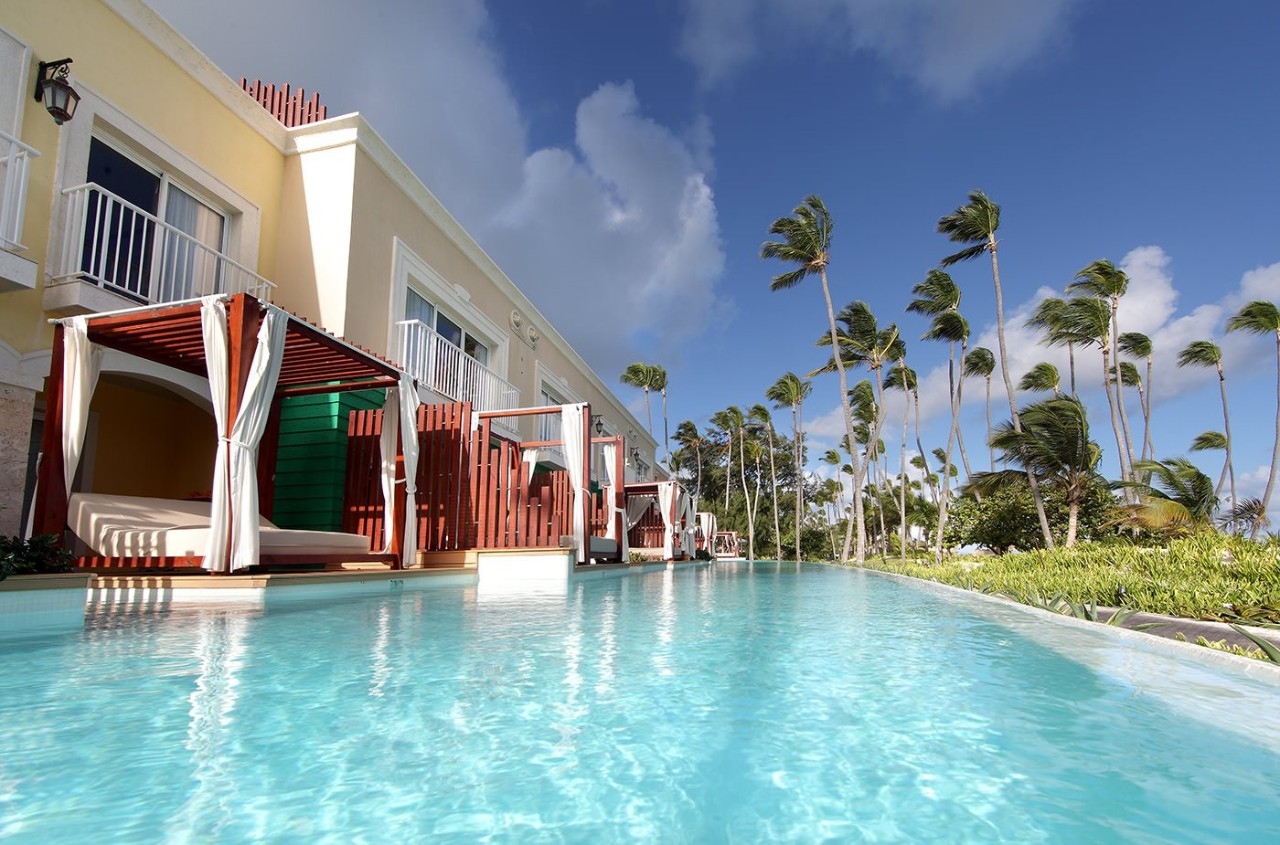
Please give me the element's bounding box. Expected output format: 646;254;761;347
613;434;625;554
220;294;263;573
389;406;407;570
32;324;67;540
581;404;591;560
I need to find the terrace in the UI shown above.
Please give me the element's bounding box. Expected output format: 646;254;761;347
0;127;40;291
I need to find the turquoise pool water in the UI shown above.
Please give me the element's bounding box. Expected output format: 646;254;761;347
2;562;1278;842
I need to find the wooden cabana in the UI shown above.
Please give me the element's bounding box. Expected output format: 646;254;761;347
32;293;418;574
624;480;696;560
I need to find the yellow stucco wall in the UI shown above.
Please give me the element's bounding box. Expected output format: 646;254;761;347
1;0;287;356
86;377;216;498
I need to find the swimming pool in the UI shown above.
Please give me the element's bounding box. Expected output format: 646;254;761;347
2;562;1278;842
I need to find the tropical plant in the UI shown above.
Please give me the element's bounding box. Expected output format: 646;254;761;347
763;195;854;558
1025;297;1077;396
1119;331;1155;461
1226;300;1280;533
968;396;1102;547
1113;457;1217;537
766;372;812;560
963;346;996;470
1068;259;1135;477
620;363;659;436
938;190;1053;547
1190;430;1230;499
749;404;783;562
0;534;75;581
1018;362;1061;396
674;420;706;503
1177;340;1236;530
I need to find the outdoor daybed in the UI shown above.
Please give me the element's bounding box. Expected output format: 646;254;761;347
69;493;375;563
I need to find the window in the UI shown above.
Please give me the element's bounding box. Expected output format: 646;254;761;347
405;287;491;366
80;137;227;301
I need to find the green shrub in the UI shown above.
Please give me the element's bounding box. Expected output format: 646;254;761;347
0;535;75;581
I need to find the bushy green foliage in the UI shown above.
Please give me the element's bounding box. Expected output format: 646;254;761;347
864;532;1280;623
0;535;75;581
944;477;1115;551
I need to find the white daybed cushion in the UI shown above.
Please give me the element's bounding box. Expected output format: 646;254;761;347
69;493;372;559
588;536;618;556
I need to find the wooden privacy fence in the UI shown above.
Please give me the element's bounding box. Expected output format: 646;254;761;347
344;402;474;552
344;402;618;558
628;503;665;550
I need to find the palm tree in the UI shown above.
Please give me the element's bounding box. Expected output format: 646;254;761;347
1019;362;1061;396
964;346;996;470
1114;361;1142;470
921;308;970;562
709;407;742;513
938;190;1054;548
885;362;916;559
1068;259;1134;474
1119;332;1155;461
968;397;1102;547
766;372;812;560
1177;340;1236;529
763;195;856;559
814;302;902;562
650;364;670;466
1226;300;1280;532
674;420;706;504
1113;458;1217;537
749;404;783;562
1189;430;1230;500
1061;294;1130;487
1026;297;1077;396
620;363;657;436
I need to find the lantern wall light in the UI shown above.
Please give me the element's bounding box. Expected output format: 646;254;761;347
34;58;80;125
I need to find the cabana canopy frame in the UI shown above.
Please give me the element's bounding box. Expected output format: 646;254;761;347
33;293;411;572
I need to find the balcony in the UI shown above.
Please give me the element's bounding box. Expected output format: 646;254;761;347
0;128;40;291
46;183;275;315
395;319;521;416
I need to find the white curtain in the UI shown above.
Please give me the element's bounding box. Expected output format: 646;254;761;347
561;403;586;562
602;440;629;562
698;512;717;553
201;300;286;572
658;481;677;559
379;386;400;553
626;495;654;529
61;316;103;497
397;373;420;567
678;488;696;557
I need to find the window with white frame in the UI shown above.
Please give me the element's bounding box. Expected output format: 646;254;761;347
78;136;229;301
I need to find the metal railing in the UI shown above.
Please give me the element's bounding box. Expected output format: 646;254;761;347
0;129;39;251
56;183;275;304
395;319;521;414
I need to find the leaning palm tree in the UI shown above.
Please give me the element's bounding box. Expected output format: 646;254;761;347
650;364;670;466
938;190;1053;547
921;309;970;562
1226;300;1280;533
763;195;856;560
1177;340;1236;530
1068;259;1134;473
766;372;812;560
1025;297;1077;396
1061;295;1131;487
1019;362;1061;396
620;363;657;436
968;396;1102;547
1114;361;1142;473
1119;332;1155;461
963;346;996;469
749;404;783;562
813;301;902;562
1113;458;1217;537
709;406;742;513
1189;430;1230;500
885;362;916;560
674;420;706;504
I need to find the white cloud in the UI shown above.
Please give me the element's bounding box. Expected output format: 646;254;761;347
679;0;1078;101
144;0;726;378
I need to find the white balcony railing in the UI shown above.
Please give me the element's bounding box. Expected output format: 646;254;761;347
395;319;521;414
56;183;275;304
0;129;39;251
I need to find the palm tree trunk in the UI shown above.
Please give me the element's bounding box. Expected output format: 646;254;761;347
661;388;670;467
1066;500;1079;547
793;401;803;560
643;387;653;437
933;353;963;564
989;239;1055;548
913;388;932;504
767;425;782;561
739;428;754;560
1068;343;1077;397
954;343;973;482
820;267;860;563
900;395;909;559
1218;363;1238;533
985;376;994;471
1143;354;1155;461
1111;300;1137;474
1261;332;1280;534
1101;347;1130;489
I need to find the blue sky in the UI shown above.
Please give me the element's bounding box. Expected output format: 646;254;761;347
145;0;1280;499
